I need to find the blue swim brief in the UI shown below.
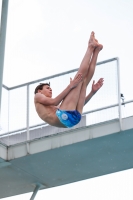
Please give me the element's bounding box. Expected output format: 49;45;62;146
56;109;81;128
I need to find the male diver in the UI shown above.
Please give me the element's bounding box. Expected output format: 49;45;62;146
34;31;104;128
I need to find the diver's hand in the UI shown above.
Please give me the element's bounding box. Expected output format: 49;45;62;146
69;73;83;89
92;78;104;93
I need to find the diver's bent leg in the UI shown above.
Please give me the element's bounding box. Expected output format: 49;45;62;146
85;44;103;86
59;32;99;111
74;32;98;79
59;81;84;111
76;80;87;113
59;42;95;111
76;44;103;113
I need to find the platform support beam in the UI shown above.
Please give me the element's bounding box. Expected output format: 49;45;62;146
30;184;41;200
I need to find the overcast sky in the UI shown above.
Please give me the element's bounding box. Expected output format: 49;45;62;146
3;0;133;100
1;0;133;199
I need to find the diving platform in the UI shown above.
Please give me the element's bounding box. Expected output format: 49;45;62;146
0;115;133;199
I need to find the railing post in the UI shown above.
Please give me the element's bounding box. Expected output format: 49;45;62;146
0;0;9;115
27;84;30;153
117;57;123;131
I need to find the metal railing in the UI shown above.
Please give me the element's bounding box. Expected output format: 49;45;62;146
1;57;132;146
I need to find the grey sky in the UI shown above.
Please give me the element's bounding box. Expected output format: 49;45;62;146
3;0;133;100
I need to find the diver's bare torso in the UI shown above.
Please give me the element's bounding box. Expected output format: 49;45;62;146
34;101;67;128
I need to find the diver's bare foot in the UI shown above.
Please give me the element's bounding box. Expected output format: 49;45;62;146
95;44;103;52
88;31;99;48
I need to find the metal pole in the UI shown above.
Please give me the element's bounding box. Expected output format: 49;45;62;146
0;0;9;114
30;184;41;200
26;84;30;154
7;90;10;145
117;57;123;131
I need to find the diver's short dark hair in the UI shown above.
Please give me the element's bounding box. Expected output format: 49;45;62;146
34;82;50;94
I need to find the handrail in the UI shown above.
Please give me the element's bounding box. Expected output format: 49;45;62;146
0;99;132;137
2;84;9;90
1;57;132;145
2;57;118;90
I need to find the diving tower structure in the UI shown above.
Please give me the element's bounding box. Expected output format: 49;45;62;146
0;57;133;199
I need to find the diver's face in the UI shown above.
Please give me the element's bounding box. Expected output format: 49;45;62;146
40;85;52;97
